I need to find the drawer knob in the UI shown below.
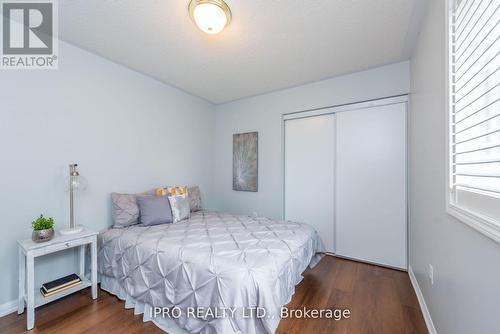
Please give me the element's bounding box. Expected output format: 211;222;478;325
65;242;70;248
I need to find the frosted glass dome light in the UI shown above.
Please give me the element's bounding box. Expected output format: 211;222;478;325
188;0;231;34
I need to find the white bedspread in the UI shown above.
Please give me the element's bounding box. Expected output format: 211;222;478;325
98;211;323;334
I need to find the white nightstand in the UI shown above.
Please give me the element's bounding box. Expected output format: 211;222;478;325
17;227;99;330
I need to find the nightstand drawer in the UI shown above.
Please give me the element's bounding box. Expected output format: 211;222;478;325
33;236;95;256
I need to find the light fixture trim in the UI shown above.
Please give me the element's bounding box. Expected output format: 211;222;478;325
188;0;232;34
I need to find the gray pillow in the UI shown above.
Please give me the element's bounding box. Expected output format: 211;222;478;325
111;193;140;228
111;189;156;228
168;195;191;223
136;195;173;226
188;186;202;212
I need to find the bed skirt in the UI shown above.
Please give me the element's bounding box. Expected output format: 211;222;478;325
100;253;323;334
100;274;188;334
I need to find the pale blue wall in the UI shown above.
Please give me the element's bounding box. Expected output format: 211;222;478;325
409;1;500;332
213;61;410;219
0;41;215;306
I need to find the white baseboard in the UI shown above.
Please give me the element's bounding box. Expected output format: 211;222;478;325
0;299;17;318
408;266;437;334
2;270;436;332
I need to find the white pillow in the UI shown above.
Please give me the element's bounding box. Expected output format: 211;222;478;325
168;194;190;223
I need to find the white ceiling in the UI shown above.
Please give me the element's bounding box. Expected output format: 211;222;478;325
59;0;425;104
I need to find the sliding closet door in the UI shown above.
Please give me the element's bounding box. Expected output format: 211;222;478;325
284;114;335;253
336;103;407;269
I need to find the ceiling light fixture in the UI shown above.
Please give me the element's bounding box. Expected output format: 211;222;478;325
188;0;232;34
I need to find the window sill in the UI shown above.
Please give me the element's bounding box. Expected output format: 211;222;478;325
447;204;500;244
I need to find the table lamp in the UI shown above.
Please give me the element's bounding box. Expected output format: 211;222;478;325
60;164;87;235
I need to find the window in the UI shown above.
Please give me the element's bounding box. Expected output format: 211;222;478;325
448;0;500;242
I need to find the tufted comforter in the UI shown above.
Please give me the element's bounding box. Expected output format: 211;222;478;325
98;211;323;334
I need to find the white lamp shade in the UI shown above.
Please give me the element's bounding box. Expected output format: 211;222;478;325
192;2;229;34
65;174;88;192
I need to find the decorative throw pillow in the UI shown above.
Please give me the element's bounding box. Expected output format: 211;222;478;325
136;195;173;226
155;188;169;197
111;193;140;228
155;185;188;197
110;190;156;228
188;186;202;212
168;185;188;196
168;194;190;223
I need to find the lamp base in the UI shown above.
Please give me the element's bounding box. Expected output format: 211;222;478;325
59;225;84;235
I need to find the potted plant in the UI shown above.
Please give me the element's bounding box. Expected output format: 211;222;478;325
32;214;55;242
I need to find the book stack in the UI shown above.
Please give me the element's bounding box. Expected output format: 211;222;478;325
40;274;82;297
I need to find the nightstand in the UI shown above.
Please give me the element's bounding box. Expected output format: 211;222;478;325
17;227;99;330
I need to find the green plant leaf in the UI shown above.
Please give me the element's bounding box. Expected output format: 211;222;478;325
32;214;55;230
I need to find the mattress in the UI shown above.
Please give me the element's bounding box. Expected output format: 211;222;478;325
98;211;324;334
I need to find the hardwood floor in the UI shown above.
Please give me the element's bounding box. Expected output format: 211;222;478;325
0;256;427;334
276;256;427;334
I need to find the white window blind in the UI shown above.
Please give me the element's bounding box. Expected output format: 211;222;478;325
449;0;500;238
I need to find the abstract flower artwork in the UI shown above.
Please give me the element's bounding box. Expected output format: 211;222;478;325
233;132;258;192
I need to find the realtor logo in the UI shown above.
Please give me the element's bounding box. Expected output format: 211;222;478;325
1;0;58;69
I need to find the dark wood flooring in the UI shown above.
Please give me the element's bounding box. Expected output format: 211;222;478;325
0;256;427;334
276;256;427;334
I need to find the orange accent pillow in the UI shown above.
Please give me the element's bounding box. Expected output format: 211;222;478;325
155;186;188;197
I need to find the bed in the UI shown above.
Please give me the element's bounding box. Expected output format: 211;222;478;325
98;211;324;334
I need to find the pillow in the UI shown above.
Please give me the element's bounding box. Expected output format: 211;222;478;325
155;185;188;197
110;189;156;228
155;188;169;197
168;186;188;196
188;186;202;212
136;195;173;226
111;193;140;228
168;194;190;223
